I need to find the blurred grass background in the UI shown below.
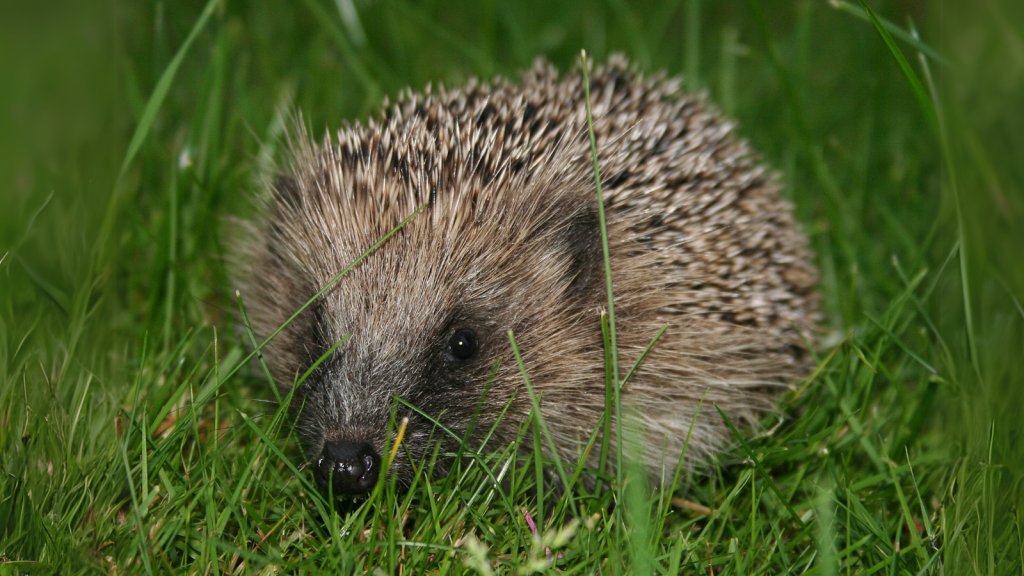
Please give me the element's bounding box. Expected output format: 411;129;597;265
1;0;1022;574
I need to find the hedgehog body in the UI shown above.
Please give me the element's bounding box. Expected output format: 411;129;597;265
241;56;818;495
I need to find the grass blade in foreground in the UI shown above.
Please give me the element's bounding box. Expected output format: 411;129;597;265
580;48;624;491
508;329;578;520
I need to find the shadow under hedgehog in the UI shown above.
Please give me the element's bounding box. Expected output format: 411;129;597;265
235;55;819;498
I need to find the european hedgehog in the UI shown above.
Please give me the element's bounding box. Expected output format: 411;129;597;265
240;56;818;497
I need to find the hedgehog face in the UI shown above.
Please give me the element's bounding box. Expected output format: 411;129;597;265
248;156;612;496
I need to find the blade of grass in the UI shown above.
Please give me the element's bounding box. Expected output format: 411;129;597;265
864;313;936;374
15;255;70;314
596;321;668;498
855;0;938;136
392;396;516;513
222;204;425;386
912;19;983;384
829;0;950;67
508;329;578;520
661;391;707;519
236;290;282;404
618;323;669;391
295;336;349;388
119;0;221;179
581;49;622;493
715;404;806;529
595;312;613;498
120;422;155;576
862;0;980;380
88;0;221;305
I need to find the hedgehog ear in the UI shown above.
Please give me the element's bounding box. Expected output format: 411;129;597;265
272;174;302;210
558;202;603;297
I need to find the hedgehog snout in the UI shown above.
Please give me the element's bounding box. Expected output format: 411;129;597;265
315;439;381;496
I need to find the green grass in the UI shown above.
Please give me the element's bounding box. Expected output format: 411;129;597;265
2;0;1023;573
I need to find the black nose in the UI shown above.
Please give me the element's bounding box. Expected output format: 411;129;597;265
315;440;381;496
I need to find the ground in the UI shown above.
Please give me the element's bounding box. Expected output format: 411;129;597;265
1;0;1022;574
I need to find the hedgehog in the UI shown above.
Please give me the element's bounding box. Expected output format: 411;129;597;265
238;55;819;497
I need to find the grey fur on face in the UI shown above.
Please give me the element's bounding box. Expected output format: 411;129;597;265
236;55;819;496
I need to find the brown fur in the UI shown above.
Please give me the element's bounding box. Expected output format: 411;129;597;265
237;55;819;485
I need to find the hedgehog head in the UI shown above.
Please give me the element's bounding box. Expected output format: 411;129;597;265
246;123;620;495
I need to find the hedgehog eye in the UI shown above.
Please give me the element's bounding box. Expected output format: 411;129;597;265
448;329;478;362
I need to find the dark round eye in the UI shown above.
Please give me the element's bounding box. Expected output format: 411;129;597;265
448;328;478;362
